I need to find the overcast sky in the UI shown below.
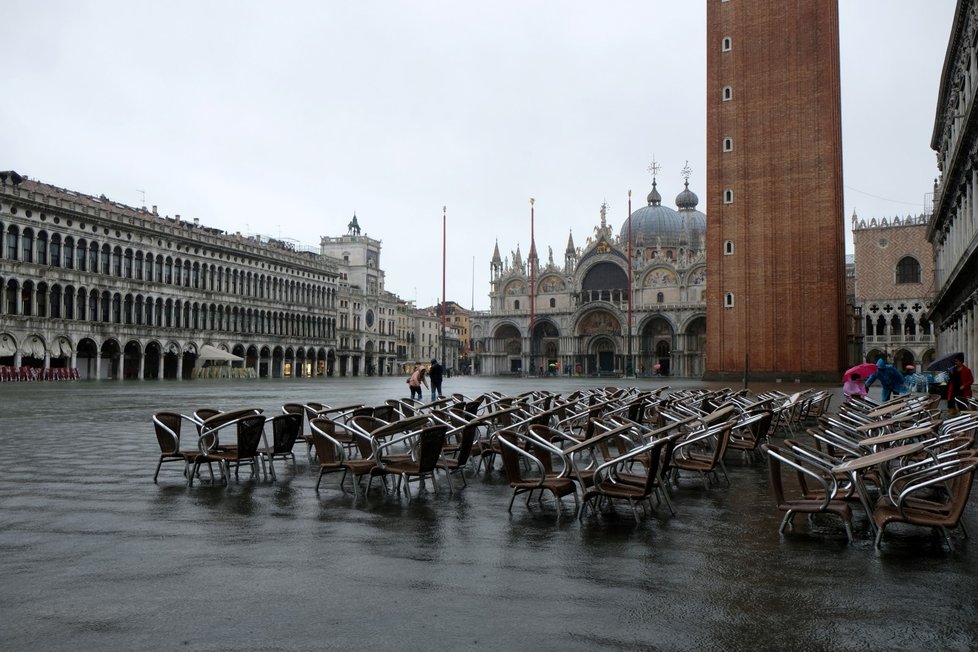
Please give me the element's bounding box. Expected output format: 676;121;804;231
1;1;955;311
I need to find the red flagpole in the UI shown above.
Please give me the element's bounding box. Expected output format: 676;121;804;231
627;190;633;375
441;206;447;367
530;197;536;333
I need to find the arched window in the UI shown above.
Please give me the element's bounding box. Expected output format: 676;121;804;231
6;226;17;260
21;227;34;263
721;36;732;51
50;234;61;267
657;292;665;304
514;299;521;310
549;298;556;308
895;256;921;284
722;86;733;101
724;292;735;308
724;240;734;255
722;137;733;152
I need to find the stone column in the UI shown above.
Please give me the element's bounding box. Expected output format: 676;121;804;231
157;354;164;380
176;354;183;381
93;353;101;381
138;352;145;380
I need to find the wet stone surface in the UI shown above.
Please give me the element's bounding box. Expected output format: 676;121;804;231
1;377;976;651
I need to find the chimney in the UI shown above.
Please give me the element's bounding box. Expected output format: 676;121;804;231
193;217;199;227
152;205;158;215
175;214;181;221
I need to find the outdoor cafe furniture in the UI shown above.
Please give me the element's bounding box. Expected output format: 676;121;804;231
309;417;378;496
764;443;854;543
258;413;303;480
380;424;449;500
670;419;738;488
871;451;978;550
831;442;925;536
578;436;675;523
189;410;267;486
152;411;212;483
495;429;579;519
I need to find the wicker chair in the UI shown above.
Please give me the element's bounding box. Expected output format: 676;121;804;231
579;436;672;523
152;411;209;483
191;413;267;485
495;429;578;519
259;413;303;480
382;425;449;500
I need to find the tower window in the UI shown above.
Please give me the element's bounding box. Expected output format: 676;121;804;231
721;37;732;52
723;189;734;204
722;137;733;152
722;86;733;101
724;240;734;255
895;256;921;284
724;292;735;308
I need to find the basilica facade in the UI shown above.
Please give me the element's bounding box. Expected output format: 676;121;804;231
471;178;707;377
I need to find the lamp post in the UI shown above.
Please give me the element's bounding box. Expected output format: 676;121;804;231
627;189;634;377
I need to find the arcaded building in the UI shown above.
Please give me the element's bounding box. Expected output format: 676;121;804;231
705;0;847;380
0;170;355;379
929;0;978;366
471;178;707;377
852;212;937;370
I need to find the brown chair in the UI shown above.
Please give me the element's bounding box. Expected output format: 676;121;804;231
764;444;854;543
152;411;209;483
436;419;480;490
872;452;977;550
727;410;774;463
670;419;736;488
383;425;449;499
579;436;671;523
496;429;578;519
191;413;268;485
259;413;303;480
309;418;375;494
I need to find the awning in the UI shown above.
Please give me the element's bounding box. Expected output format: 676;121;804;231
196;344;244;366
0;335;16;357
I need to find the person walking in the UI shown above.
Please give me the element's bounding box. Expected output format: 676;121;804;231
407;366;428;402
429;358;444;400
947;354;974;416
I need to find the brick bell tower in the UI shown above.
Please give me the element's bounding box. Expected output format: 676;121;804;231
705;0;847;381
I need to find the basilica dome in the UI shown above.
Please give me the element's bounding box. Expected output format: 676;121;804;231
619;179;706;250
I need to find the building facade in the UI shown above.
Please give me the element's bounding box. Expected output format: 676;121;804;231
929;0;978;366
472;179;707;377
705;0;847;381
0;170;432;380
852;212;937;370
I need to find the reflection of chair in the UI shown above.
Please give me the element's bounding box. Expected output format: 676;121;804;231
152;412;209;483
872;452;977;549
579;437;671;523
496;429;578;518
192;414;267;485
764;444;854;543
259;414;303;480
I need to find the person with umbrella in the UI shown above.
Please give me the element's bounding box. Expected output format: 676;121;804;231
947;354;974;416
865;358;907;402
842;372;868;398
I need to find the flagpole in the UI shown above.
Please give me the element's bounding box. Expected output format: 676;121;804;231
529;197;536;376
627;189;634;378
441;206;447;370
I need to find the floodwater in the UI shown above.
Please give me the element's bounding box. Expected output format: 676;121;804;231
1;376;976;651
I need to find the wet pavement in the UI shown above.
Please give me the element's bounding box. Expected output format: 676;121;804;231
1;376;976;651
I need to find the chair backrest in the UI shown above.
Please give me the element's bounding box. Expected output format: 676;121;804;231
270;413;302;453
764;444;834;510
496;429;529;484
372;404;398;422
310;418;345;464
153;412;183;454
414;425;449;473
234;414;268;458
452;421;479;466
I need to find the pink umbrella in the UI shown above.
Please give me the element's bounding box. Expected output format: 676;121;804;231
843;362;878;382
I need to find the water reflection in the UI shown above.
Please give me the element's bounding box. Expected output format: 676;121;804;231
0;377;975;650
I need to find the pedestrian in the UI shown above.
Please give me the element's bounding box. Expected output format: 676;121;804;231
865;358;907;403
407;366;428;402
843;372;868;398
947;354;974;416
429;358;444;400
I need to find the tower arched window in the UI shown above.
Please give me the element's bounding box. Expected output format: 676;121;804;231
721;37;732;51
724;292;735;308
723;137;733;152
895;256;921;284
722;86;733;101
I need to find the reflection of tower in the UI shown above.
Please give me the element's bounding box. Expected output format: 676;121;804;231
706;1;846;380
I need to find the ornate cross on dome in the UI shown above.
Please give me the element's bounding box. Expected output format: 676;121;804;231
647;157;661;181
681;161;692;184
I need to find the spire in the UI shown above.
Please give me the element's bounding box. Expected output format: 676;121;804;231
491;239;502;264
565;229;575;253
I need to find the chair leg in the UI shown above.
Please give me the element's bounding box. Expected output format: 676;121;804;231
316;467;325;492
778;511;794;535
154;457;164;483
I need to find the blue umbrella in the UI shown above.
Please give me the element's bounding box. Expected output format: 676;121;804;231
927;352;964;372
